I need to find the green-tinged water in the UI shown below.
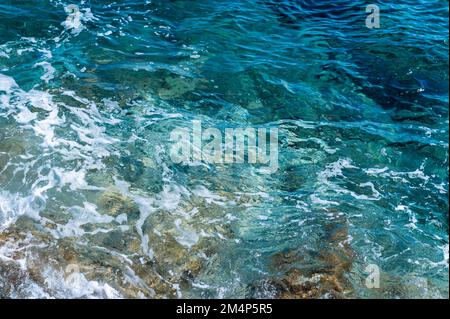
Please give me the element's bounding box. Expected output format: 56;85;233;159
0;0;448;298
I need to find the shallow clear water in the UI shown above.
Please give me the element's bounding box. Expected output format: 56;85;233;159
0;0;448;298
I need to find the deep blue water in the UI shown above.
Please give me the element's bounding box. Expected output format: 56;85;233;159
0;0;448;298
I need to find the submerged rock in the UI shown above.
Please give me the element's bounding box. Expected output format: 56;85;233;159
0;139;26;156
97;190;140;220
250;269;345;299
158;76;205;100
249;215;354;299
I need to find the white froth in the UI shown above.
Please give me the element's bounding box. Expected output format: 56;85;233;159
14;107;37;124
53;167;89;191
174;218;199;248
52;202;114;238
23;89;54;112
62;5;83;32
113;178;156;259
192;185;226;205
310;194;338;206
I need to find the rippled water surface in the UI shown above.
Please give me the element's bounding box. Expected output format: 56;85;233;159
0;0;448;298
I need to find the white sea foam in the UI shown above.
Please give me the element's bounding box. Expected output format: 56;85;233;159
53;167;90;191
311;158;358;206
310;194;338;206
42;266;122;299
34;61;56;83
113;178;156;259
0;232;122;298
14;107;37;124
364;162;431;186
192;185;226;205
174;218;199;248
62;5;83;32
62;5;97;35
1;77;119;175
0;73;129;252
0;191;36;230
26;90;55;111
50;202;114;238
0;73;18;93
319;158;357;180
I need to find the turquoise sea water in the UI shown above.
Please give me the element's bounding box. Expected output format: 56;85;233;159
0;0;448;298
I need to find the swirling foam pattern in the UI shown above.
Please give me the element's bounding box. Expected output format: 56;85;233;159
0;0;448;298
